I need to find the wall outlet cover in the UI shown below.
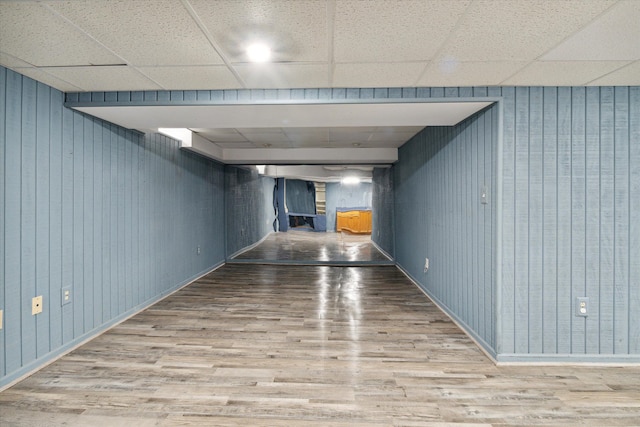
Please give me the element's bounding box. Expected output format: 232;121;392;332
576;297;589;317
0;309;3;329
32;296;43;315
61;287;72;306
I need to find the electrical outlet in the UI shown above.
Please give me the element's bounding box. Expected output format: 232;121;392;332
576;297;589;317
32;296;43;315
197;245;201;255
0;309;3;329
424;257;430;273
480;184;489;205
61;287;72;306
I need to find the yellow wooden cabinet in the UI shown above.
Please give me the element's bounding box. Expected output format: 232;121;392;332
336;209;372;234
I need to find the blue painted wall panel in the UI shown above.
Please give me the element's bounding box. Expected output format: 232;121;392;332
325;182;372;232
372;167;394;257
224;166;275;257
1;67;226;387
394;106;499;353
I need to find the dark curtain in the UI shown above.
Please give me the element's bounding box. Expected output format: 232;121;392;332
285;179;316;215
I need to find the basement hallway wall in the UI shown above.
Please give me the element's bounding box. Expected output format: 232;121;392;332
0;67;226;388
394;105;498;356
225;166;276;257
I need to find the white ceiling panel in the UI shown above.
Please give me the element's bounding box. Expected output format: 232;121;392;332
189;0;328;63
0;52;34;68
192;129;248;142
587;60;640;85
504;61;631;86
541;0;640;61
43;66;163;91
12;67;83;92
234;63;329;89
419;60;528;86
333;62;426;88
333;0;470;62
438;0;616;61
138;66;241;90
48;0;225;66
211;141;256;149
0;2;123;67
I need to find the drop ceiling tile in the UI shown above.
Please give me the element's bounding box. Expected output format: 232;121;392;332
438;0;616;61
238;128;287;135
419;61;528;87
503;61;631;86
12;67;83;92
0;2;123;66
189;0;328;63
0;52;33;68
587;61;640;85
369;131;421;145
333;0;470;62
243;132;290;145
138;66;241;90
42;66;162;91
214;141;256;148
234;63;329;89
252;140;291;148
48;0;224;66
542;0;640;61
194;129;248;142
332;62;425;88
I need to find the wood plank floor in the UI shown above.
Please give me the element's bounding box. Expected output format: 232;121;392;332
1;264;639;426
233;231;391;263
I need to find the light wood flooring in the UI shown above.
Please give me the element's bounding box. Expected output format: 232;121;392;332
232;231;391;263
1;264;639;426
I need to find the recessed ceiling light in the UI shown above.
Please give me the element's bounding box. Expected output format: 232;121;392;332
352;142;362;147
246;43;271;63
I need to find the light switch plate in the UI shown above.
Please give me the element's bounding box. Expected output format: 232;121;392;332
480;185;489;205
0;309;3;329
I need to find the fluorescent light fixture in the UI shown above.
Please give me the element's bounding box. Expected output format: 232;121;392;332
246;43;271;63
342;176;361;185
158;127;191;142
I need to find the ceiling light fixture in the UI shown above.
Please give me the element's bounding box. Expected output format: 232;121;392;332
342;176;361;185
246;43;271;63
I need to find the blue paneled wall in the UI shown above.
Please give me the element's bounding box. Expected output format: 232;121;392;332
225;166;276;257
372;167;394;257
325;182;372;232
394;105;498;354
498;87;639;360
0;67;226;387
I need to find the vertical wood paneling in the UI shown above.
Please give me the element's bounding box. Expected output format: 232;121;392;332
542;87;558;353
613;87;629;354
585;87;601;354
72;112;84;337
629;87;640;354
83;116;94;332
599;87;615;353
501;86;516;354
1;68;227;387
35;82;51;358
528;87;544;353
48;89;63;350
0;66;6;377
556;87;572;354
571;87;587;353
514;87;530;354
20;77;37;365
394;104;498;351
4;70;22;372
